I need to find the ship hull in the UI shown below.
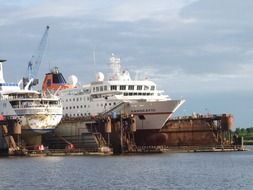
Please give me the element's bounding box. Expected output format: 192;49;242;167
0;99;63;134
16;107;62;134
134;129;162;146
20;114;62;134
127;100;184;130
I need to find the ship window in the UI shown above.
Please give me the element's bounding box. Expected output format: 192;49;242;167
104;86;107;91
100;86;103;91
65;114;68;117
147;93;150;96
143;93;147;95
53;73;67;84
109;103;111;106
111;85;117;90
120;85;126;90
84;105;86;108
138;93;141;95
137;85;142;90
73;106;75;109
66;107;68;109
93;87;96;92
138;115;146;120
124;93;128;96
113;102;116;105
80;105;83;108
66;99;68;102
77;114;79;116
77;106;79;108
81;113;83;116
144;85;149;90
80;97;82;101
73;98;75;101
134;93;137;95
105;103;107;106
96;87;99;92
128;85;134;90
73;114;75;117
70;106;72;109
76;98;79;101
151;86;155;90
87;97;90;101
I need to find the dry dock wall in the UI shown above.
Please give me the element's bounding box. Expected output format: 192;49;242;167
42;119;103;150
47;113;233;154
134;114;233;147
0;119;22;155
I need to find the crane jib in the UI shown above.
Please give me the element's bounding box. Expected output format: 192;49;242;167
27;25;50;82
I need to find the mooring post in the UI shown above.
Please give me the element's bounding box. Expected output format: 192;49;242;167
121;114;124;153
241;136;244;150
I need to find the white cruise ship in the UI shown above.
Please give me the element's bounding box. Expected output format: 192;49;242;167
42;54;185;131
0;60;63;134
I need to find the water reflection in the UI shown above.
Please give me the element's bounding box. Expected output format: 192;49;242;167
0;147;252;190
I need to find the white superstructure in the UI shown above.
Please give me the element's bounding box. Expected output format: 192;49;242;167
0;60;62;134
56;54;184;130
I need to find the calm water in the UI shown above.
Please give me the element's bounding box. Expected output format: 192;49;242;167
0;147;253;190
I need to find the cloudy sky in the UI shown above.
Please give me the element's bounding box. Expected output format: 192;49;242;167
0;0;253;128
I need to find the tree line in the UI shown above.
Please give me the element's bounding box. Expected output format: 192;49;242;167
235;127;253;140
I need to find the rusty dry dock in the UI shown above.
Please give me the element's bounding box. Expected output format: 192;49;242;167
42;113;246;155
0;113;246;156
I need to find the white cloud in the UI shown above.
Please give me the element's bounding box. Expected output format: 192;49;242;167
134;65;253;96
238;63;253;76
0;0;198;26
1;0;253;127
202;44;242;54
105;0;195;22
243;49;253;56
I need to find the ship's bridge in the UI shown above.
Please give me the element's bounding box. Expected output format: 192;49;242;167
89;80;169;101
0;82;20;92
87;54;169;100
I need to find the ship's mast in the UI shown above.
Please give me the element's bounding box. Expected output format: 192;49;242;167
109;53;121;79
0;59;6;83
108;54;131;81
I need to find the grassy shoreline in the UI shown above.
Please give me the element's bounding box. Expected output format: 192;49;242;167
235;127;253;145
244;140;253;145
